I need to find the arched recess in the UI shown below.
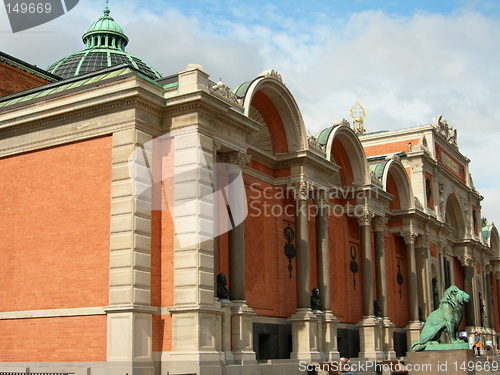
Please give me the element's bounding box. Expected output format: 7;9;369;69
235;72;308;154
372;159;414;211
444;193;466;240
316;124;370;187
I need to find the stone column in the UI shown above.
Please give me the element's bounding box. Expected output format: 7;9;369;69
415;235;433;318
460;254;477;328
402;228;422;348
289;180;321;362
372;216;396;360
314;190;340;362
483;266;494;330
357;211;383;360
219;151;256;364
106;128;155;375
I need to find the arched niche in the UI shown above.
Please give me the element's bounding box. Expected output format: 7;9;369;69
444;193;466;239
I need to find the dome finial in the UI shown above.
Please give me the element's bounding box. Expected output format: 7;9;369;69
103;0;110;16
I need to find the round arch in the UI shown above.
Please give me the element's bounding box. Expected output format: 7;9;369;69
444;193;466;239
320;124;370;186
372;158;414;211
235;72;308;154
483;223;499;257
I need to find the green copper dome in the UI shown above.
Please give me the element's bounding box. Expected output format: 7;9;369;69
47;3;161;79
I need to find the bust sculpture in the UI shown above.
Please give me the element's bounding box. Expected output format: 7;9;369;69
216;273;230;300
311;288;321;312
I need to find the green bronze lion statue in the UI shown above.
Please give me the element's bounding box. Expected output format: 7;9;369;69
410;285;470;351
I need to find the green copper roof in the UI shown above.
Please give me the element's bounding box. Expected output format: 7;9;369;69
314;126;333;146
482;225;491;242
82;6;128;51
370;160;389;184
0;66;137;110
47;2;161;80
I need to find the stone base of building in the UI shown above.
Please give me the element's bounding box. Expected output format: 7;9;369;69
0;362;108;375
289;308;322;362
406;349;475;375
357;316;384;360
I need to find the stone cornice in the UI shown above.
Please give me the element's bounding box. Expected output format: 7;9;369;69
164;92;260;137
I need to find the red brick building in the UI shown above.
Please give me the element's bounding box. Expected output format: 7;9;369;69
0;5;499;375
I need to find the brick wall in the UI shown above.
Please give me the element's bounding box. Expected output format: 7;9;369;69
0;62;49;97
385;233;409;327
0;136;111;361
0;315;107;362
364;138;420;157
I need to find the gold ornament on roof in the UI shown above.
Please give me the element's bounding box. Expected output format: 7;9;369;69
349;99;366;135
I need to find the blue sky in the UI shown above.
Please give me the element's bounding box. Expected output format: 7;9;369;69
1;0;499;224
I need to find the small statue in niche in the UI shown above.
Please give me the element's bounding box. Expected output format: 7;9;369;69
217;273;230;300
425;178;432;203
311;288;321;312
479;292;485;327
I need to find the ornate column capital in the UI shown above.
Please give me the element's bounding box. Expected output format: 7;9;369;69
458;254;474;267
437;240;447;255
289;180;313;201
372;216;388;232
356;209;375;227
415;234;431;249
217;150;251;168
311;188;329;208
401;229;419;245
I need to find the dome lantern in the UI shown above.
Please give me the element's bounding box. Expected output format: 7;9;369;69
47;0;161;80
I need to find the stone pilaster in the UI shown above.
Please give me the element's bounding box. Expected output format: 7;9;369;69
289;180;321;363
402;227;422;348
220;300;234;364
107;128;155;375
164;129;223;375
372;216;396;360
357;211;383;361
